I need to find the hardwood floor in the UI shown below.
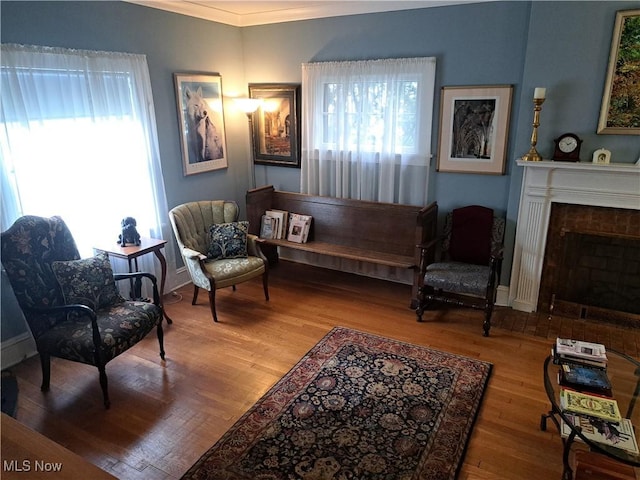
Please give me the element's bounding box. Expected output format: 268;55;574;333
3;261;639;479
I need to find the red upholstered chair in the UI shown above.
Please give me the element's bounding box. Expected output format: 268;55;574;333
415;205;505;336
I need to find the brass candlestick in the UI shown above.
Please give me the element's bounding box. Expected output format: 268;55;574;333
521;97;545;162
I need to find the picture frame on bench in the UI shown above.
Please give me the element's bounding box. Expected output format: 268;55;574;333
248;84;301;168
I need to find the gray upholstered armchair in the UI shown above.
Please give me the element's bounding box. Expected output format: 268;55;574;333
169;200;269;322
415;205;505;336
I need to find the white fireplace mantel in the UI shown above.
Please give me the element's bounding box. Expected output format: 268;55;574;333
509;160;640;312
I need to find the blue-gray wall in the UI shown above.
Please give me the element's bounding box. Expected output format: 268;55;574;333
1;1;638;302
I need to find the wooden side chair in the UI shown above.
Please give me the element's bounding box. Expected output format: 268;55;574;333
1;215;165;408
415;205;505;336
169;200;269;322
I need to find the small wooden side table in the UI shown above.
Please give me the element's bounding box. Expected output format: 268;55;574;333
93;238;173;325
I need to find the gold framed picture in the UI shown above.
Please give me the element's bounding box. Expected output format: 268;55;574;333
597;9;640;135
248;84;301;168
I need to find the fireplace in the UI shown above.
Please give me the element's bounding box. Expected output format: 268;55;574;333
538;203;640;324
509;160;640;321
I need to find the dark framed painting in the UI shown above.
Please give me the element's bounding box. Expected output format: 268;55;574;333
437;85;513;175
597;9;640;135
248;84;301;168
174;73;228;175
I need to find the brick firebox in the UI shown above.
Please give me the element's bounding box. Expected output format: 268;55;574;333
538;203;640;325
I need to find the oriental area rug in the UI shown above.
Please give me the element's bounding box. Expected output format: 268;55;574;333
181;327;492;480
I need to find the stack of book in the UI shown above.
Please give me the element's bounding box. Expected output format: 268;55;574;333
554;338;608;368
259;209;312;244
553;337;639;455
260;209;289;240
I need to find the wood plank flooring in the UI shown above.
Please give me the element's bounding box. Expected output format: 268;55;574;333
3;260;639;479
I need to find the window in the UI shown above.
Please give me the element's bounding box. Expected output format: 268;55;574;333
1;44;173;291
322;79;419;152
301;57;436;205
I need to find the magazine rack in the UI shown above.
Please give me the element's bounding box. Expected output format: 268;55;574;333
541;350;640;480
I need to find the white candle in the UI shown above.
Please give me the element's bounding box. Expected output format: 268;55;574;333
534;87;546;99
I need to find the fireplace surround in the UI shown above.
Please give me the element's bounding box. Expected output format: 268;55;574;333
509;160;640;316
540;203;640;323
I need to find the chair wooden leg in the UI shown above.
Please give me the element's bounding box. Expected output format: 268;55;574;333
263;272;270;301
208;289;218;322
415;286;428;322
192;285;199;305
483;304;493;337
157;323;165;361
97;364;110;409
39;352;51;392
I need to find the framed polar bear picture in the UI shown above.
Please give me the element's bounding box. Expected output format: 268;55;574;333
174;73;228;175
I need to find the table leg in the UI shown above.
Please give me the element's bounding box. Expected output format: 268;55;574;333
153;248;174;325
562;430;577;480
126;258;137;299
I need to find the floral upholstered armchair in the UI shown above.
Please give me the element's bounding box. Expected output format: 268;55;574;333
415;205;505;336
1;215;165;408
169;200;269;323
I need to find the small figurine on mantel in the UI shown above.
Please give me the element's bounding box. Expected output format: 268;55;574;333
118;217;141;246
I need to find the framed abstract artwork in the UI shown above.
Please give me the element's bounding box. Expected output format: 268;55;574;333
248;84;301;167
597;9;640;135
437;85;513;175
174;73;228;175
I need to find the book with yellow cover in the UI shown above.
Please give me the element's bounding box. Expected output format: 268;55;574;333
560;388;622;423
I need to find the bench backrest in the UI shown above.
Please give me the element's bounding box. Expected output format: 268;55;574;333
246;186;437;258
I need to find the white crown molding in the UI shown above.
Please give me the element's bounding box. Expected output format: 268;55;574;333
124;1;490;27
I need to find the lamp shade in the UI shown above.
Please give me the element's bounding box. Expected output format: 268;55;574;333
234;97;262;114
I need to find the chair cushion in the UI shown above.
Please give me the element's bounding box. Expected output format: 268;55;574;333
449;206;493;265
36;301;161;364
423;261;491;297
52;253;125;310
207;221;249;260
203;256;266;288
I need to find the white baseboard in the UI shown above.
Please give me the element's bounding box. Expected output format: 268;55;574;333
1;332;37;369
166;266;191;294
496;285;510;307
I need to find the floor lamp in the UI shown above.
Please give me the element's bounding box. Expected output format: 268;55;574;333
234;98;262;189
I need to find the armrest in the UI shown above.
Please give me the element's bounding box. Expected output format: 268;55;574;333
25;303;95;318
182;247;207;260
247;234;267;262
114;271;157;284
25;304;103;350
114;272;160;305
416;237;440;252
416;235;443;279
489;246;505;286
490;246;505;260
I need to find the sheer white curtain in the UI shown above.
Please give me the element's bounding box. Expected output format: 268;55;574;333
1;44;175;296
301;57;436;206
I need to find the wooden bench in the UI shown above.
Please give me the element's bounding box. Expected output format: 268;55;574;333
246;185;438;307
